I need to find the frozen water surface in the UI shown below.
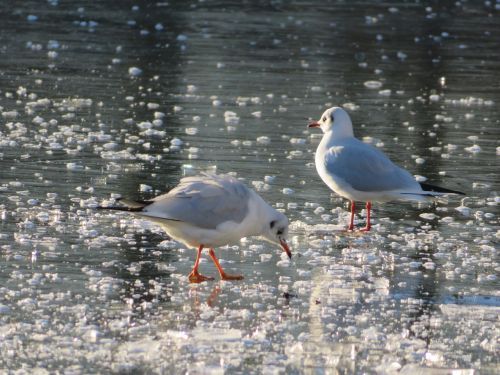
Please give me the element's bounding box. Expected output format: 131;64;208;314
0;0;499;373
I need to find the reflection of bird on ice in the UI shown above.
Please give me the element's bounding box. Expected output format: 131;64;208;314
285;266;359;372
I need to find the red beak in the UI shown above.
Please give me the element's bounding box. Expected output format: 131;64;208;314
280;239;292;259
308;121;320;128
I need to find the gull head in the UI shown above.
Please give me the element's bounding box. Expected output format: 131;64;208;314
261;211;291;259
308;107;353;138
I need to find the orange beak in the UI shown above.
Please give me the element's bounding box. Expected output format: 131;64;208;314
308;121;320;128
280;239;292;259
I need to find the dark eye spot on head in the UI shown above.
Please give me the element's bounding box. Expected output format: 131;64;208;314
277;229;283;236
270;220;276;229
322;116;327;122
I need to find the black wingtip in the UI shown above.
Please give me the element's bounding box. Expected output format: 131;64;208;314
96;205;145;212
419;182;465;195
96;197;154;212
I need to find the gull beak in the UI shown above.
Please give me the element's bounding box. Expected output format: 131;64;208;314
280;239;292;259
308;121;320;128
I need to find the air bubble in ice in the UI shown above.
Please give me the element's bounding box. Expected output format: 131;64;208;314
128;67;143;76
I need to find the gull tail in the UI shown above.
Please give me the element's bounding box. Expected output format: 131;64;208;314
96;198;152;212
399;182;465;201
419;183;465;196
97;198;184;223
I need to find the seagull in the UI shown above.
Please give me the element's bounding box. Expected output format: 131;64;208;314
98;173;291;283
308;107;464;231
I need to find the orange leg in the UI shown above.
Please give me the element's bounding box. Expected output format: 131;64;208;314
347;200;356;231
208;248;244;281
188;245;214;283
360;201;372;232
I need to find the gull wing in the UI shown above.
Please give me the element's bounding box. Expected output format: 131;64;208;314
323;138;420;193
141;174;251;229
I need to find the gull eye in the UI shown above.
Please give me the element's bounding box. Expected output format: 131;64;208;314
322;116;327;122
270;220;276;229
277;229;283;236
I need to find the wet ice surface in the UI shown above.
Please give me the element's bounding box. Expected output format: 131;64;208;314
1;1;499;373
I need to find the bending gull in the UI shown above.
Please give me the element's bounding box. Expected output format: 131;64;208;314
98;173;291;283
308;106;464;231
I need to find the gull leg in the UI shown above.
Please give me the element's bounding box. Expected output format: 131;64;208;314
347;200;356;231
208;248;244;281
188;245;214;283
360;201;372;232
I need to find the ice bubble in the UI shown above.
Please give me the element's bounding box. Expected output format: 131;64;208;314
455;205;471;216
256;136;271;145
260;254;273;262
364;80;383;89
2;110;19;119
251;181;270;192
282;188;294;195
423;261;436;270
170;138;183;146
128;67;143;76
287;150;303;158
378;89;392;96
277;259;291;267
224;111;240;125
66;162;83;170
464;144;481;154
137;121;152;130
0;304;10;314
49;142;63;150
290;138;306;145
429;94;440;102
313;207;325;215
397;51;407;60
343;102;360;111
445;144;458;151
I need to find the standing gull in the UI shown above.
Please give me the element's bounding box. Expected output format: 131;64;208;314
99;173;291;282
308;107;464;231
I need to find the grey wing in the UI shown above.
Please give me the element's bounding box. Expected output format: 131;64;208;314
142;174;251;229
325;140;419;192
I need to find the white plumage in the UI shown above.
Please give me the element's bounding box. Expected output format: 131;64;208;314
100;173;291;282
309;107;464;231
